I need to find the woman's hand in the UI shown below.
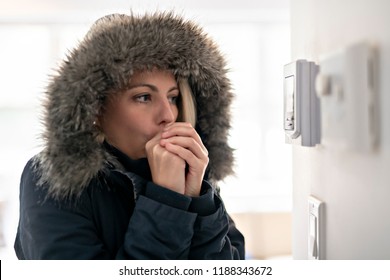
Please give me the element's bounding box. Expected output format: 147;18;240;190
145;133;186;194
159;122;209;197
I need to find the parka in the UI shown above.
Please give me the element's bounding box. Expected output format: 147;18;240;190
14;12;245;260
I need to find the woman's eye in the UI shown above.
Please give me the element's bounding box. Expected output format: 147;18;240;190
134;94;151;103
169;95;179;104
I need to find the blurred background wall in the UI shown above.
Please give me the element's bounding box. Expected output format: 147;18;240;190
291;0;390;259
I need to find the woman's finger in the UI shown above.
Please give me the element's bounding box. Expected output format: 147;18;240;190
160;136;208;160
161;122;207;152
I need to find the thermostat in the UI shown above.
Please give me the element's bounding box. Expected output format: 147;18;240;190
284;60;321;147
315;42;378;152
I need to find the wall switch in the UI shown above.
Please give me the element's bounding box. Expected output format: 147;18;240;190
308;196;324;260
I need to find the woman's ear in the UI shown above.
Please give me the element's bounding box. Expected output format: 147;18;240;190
93;116;105;143
93;118;101;127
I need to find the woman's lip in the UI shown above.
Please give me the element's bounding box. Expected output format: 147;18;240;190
146;131;162;142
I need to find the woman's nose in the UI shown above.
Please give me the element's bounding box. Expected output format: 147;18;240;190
158;99;176;125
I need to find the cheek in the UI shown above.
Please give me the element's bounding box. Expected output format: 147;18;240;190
121;111;155;138
102;102;135;135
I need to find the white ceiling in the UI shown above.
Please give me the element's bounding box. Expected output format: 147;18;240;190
0;0;289;23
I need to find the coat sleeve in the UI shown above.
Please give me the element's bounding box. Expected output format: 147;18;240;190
126;181;245;260
187;185;245;259
122;195;198;259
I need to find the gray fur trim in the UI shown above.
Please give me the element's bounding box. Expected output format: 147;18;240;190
38;12;234;199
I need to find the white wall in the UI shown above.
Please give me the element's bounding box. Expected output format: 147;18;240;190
291;0;390;259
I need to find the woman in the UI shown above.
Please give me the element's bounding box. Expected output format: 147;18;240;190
14;12;245;259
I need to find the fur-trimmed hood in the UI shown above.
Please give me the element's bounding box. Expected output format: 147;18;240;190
37;12;234;199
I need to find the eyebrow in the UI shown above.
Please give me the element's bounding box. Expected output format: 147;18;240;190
128;83;179;93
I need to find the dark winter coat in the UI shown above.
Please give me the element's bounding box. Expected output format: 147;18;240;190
14;12;245;260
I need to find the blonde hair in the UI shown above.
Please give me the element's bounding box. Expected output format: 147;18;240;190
177;79;197;127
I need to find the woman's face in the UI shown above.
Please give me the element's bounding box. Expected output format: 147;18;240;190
100;69;179;159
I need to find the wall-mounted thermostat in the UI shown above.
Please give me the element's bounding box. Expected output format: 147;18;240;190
315;41;378;152
284;60;321;147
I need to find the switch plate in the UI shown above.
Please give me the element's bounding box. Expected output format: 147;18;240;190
316;41;379;152
308;196;324;260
